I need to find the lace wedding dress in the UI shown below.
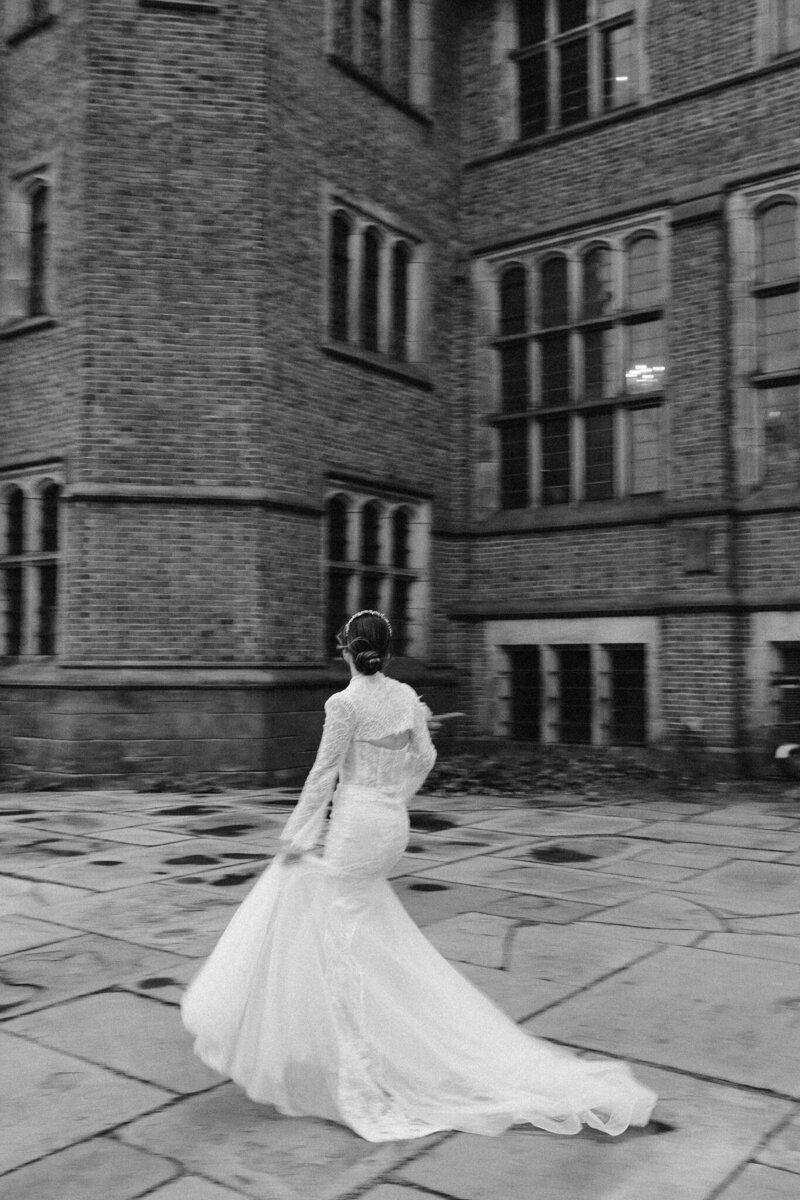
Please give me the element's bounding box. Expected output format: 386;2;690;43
181;672;657;1142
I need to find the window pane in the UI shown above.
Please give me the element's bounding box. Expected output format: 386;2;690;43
41;483;59;552
360;227;381;352
500;265;528;335
583;326;616;400
330;213;350;342
501;341;530;412
559;36;589;126
757;291;800;373
361;0;383;78
510;646;541;741
3;565;23;658
360;572;382;610
541;416;571;504
392;508;410;569
37;562;57;656
603;22;636;110
519;51;548;138
361;501;381;565
29;184;48;317
391;576;411;655
761;385;800;487
540;256;569;327
582;245;613;318
625;318;665;393
6;488;24;556
758;202;798;283
778;0;800;53
327;496;349;561
517;1;546;48
500;420;530;509
627;234;661;308
609;644;647;744
392;0;411;98
540;332;571;406
557;644;592;743
558;0;587;32
327;568;351;653
584;410;615;500
390;241;409;361
630;406;662;493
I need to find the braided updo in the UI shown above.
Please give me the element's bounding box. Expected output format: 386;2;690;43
337;610;393;676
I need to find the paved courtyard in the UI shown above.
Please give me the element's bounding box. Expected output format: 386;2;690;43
0;783;799;1199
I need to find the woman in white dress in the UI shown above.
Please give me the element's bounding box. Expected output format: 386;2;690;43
181;610;657;1142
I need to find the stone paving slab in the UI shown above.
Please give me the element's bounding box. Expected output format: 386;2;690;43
0;1137;178;1200
757;1112;800;1173
0;933;191;1018
122;957;199;1006
0;874;91;919
388;879;519;927
413;857;653;905
89;826;194;846
669;859;800;916
507;923;657;1011
5;991;220;1094
7;811;158;836
424;912;518;969
698;931;800;963
0;1032;170;1174
0;915;83;957
476;894;604;923
583;893;726;931
471;812;646;837
145;1178;255;1200
42;881;239;958
630;821;800;852
528;945;800;1097
714;1164;800;1198
396;1067;791;1200
119;1084;444;1200
0;833;112;868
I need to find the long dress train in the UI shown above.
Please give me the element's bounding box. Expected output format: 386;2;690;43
181;672;657;1142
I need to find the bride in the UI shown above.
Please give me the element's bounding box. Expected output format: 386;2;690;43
181;610;657;1142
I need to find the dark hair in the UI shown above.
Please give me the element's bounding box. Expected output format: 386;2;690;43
337;611;392;675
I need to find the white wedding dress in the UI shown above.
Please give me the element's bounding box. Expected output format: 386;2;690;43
181;672;657;1142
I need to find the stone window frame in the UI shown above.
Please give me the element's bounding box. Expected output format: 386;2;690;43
327;0;434;115
485;614;661;745
756;0;800;63
323;485;431;660
0;466;64;661
475;210;669;514
322;188;432;381
4;0;59;46
495;0;651;144
729;175;800;493
1;163;56;333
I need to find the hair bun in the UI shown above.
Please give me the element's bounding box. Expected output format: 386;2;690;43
354;649;382;676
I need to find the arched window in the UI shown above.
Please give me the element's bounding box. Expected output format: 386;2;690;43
499;264;529;415
40;481;60;552
28;182;48;318
500;264;527;336
361;0;383;80
540;254;569;327
627;233;661;309
757;200;797;284
330;211;351;343
327;494;349;562
326;495;352;654
360;226;381;352
359;500;382;609
392;0;411;97
390;241;410;361
582;245;615;404
391;507;410;570
625;234;664;395
582;245;613;318
7;487;24;556
539;255;570;408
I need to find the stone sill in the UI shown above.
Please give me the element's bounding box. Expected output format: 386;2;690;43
0;316;55;341
328;54;432;127
321;342;433;390
6;14;56;47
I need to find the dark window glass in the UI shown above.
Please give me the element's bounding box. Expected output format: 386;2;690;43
391;575;411;656
559;36;589;126
392;0;411;97
758;202;798;284
360;572;382;610
390;241;409;361
557;644;592;743
541;416;571;504
519;51;549;138
510;646;541;741
584;410;615;500
609;644;647;744
582;245;613;318
333;0;355;57
327;569;351;655
500;265;528;335
540;332;570;406
517;0;546;47
40;483;59;552
3;566;23;658
362;0;383;79
540;256;569;327
392;508;410;569
361;501;381;565
37;562;57;656
559;0;587;31
29;184;48;317
361;227;381;352
330;213;350;342
500;342;530;413
500;420;529;509
7;488;24;556
327;496;349;561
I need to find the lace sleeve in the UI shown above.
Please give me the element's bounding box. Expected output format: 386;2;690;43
280;692;355;852
404;691;437;799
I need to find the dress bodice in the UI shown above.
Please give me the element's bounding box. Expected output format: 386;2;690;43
281;673;437;852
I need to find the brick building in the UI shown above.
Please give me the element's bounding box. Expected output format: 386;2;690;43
1;0;799;782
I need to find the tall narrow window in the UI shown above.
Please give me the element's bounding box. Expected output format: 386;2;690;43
41;481;59;552
28;182;48;317
625;233;665;393
390;241;410;361
326;495;351;652
7;487;24;556
510;646;542;740
330;211;351;343
361;0;384;79
500;422;530;509
391;506;412;654
359;500;382;608
499;264;529;413
557;644;592;743
539;255;570;408
1;475;61;659
360;226;381;352
609;643;647;744
333;0;355;57
756;202;800;374
777;0;800;55
392;0;411;97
